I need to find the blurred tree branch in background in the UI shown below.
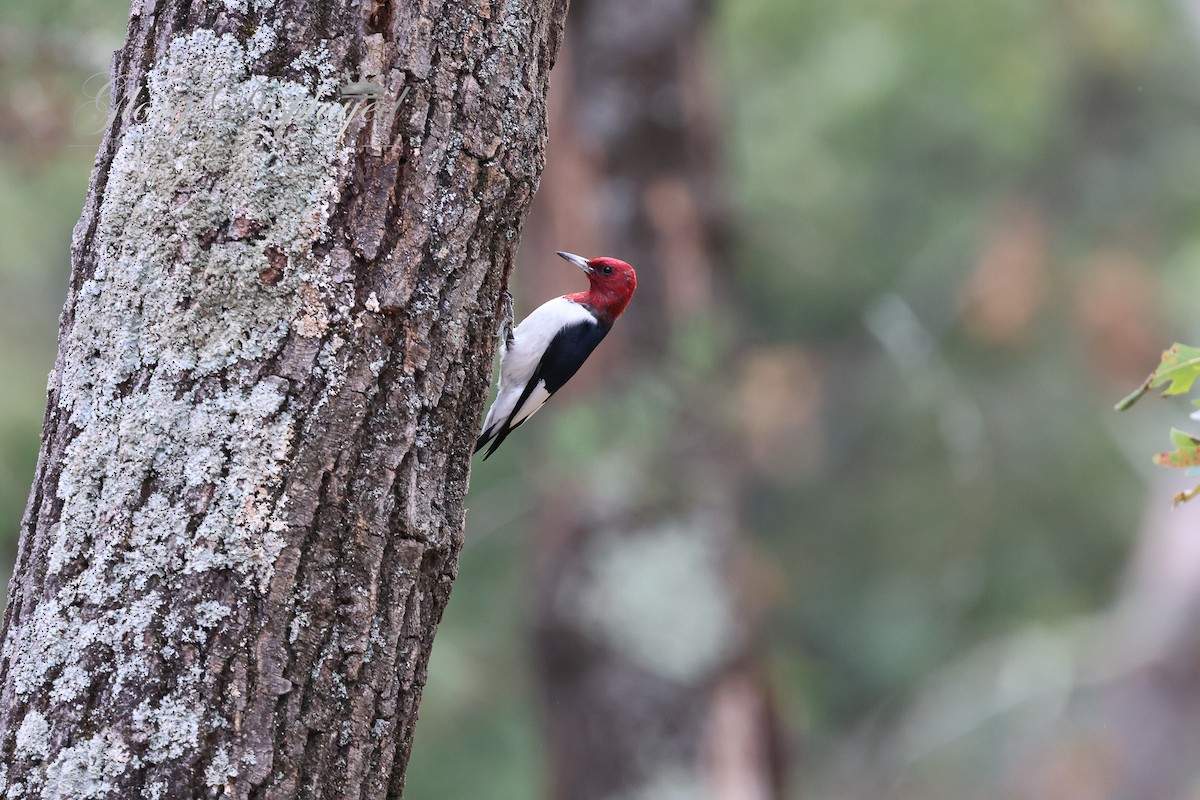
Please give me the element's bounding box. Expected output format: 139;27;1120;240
0;24;114;73
517;1;785;798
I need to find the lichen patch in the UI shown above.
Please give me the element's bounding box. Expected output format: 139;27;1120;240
64;29;348;407
42;730;133;800
133;693;201;764
14;711;50;761
3;27;351;782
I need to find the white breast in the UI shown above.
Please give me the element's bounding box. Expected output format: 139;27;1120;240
479;297;595;439
501;297;594;389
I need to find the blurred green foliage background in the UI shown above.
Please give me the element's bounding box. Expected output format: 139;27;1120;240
3;0;1199;797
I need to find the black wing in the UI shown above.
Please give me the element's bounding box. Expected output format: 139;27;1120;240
477;318;610;459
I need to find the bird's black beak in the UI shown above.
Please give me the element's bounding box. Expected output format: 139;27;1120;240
557;251;594;274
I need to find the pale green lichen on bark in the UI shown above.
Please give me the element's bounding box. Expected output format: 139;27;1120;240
204;746;238;790
41;730;133;800
14;710;50;760
2;28;352;794
132;693;201;763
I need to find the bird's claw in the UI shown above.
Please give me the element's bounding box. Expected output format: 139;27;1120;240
498;290;515;348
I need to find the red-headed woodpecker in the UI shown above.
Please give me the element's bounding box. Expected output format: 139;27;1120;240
475;251;637;459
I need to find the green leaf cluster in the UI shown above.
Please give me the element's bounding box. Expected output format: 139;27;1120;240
1118;344;1200;504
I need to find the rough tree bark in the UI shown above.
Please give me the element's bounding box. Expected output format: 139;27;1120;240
0;1;567;797
520;1;784;798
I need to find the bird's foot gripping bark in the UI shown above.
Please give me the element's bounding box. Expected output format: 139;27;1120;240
499;290;516;348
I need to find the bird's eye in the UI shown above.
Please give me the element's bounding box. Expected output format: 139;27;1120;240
601;265;614;275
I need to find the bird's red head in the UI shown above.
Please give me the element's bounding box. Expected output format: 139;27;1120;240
557;251;637;323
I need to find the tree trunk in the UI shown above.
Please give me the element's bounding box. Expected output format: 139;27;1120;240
520;1;784;798
0;2;567;798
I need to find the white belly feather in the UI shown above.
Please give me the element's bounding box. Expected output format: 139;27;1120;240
480;297;594;438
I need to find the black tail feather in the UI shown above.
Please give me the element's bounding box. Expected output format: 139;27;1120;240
477;418;525;460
